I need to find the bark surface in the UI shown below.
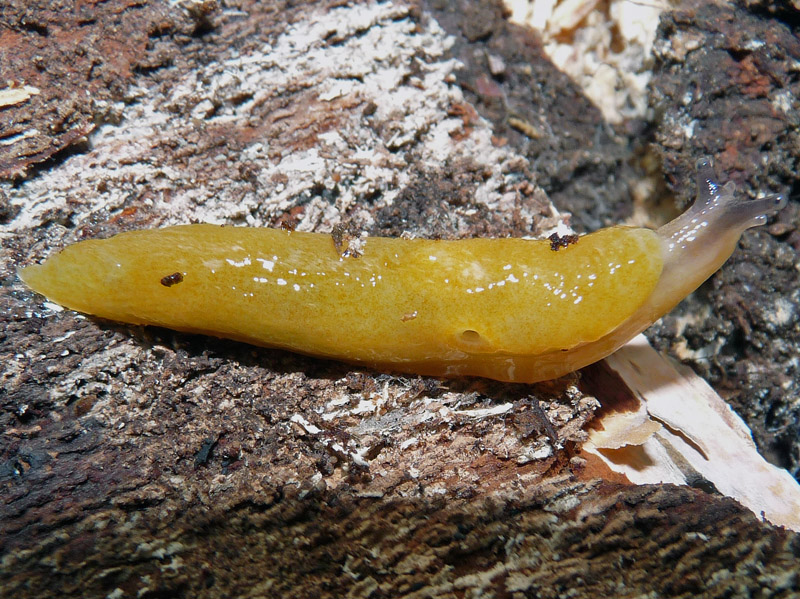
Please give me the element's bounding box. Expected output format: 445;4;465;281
2;1;798;598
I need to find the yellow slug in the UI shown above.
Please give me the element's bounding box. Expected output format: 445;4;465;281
20;160;786;383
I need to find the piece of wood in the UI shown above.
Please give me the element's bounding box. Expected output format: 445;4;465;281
586;334;800;531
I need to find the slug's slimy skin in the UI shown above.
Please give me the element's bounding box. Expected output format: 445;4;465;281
20;161;786;383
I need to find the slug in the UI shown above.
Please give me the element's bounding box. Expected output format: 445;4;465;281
20;160;786;383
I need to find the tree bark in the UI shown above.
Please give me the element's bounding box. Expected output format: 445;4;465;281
2;1;798;597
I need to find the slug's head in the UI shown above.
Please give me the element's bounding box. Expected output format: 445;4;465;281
697;158;786;226
649;158;787;318
658;158;786;256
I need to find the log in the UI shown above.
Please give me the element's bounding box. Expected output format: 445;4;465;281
2;1;798;597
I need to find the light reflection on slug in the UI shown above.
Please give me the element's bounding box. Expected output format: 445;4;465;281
19;159;786;382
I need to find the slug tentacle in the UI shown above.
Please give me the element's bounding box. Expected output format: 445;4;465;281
19;159;787;383
651;158;787;327
696;157;721;201
674;157;786;240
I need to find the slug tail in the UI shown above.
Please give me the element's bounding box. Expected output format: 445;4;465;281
18;243;108;316
18;263;46;296
18;260;76;312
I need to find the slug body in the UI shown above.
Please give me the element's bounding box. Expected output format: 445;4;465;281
20;161;785;383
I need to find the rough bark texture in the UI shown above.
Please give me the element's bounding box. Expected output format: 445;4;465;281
425;0;644;234
646;0;800;479
2;1;799;598
0;0;202;180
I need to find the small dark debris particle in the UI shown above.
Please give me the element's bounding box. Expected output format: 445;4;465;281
331;223;346;254
194;437;218;467
513;398;558;445
74;395;98;417
15;403;31;421
448;102;479;127
362;101;377;117
274;205;304;230
331;223;363;258
160;272;184;287
548;232;579;252
686;473;719;495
